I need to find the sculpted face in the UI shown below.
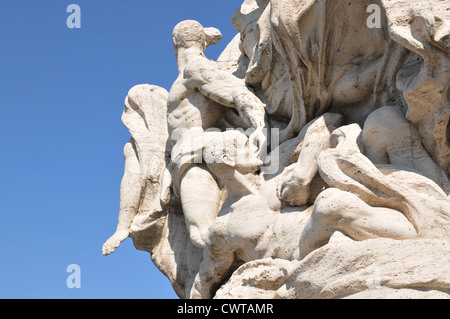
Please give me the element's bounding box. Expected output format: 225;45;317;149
203;131;263;173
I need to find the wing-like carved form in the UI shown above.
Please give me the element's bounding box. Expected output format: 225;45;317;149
104;84;202;298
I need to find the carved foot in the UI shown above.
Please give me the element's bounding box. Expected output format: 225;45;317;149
102;230;129;256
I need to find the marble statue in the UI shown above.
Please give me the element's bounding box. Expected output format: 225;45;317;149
167;20;269;249
104;0;450;299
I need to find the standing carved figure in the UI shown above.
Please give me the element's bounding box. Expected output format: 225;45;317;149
166;20;271;248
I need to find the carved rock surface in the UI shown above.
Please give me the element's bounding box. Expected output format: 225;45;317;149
216;238;450;299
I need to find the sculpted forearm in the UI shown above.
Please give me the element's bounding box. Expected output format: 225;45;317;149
197;73;267;130
233;89;267;129
280;113;344;206
168;77;190;109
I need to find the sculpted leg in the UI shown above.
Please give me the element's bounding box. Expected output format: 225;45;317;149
180;165;221;248
280;113;344;206
103;140;140;255
190;230;236;299
299;188;417;259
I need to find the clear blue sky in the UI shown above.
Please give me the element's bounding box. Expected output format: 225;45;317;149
0;0;241;299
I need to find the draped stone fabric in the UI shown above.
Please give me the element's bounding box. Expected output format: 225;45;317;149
233;0;449;171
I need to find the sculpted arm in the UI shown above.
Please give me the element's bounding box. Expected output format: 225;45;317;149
280;113;344;206
197;74;266;129
168;77;187;109
197;68;269;151
168;74;197;109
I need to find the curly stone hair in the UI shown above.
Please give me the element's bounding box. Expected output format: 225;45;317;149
172;20;222;49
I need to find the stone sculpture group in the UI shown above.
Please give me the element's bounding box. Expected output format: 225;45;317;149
103;0;450;299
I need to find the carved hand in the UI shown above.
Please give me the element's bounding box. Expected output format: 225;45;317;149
249;127;267;158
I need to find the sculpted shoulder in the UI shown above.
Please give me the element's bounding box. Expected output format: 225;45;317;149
183;58;220;81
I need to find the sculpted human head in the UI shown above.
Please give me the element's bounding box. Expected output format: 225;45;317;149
172;20;222;50
203;130;263;174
